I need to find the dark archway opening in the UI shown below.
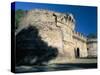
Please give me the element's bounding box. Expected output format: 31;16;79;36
75;48;80;58
76;48;80;58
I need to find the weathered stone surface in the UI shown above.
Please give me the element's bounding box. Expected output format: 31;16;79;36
87;38;97;57
16;9;75;63
16;9;97;64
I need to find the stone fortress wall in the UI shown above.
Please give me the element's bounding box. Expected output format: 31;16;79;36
87;38;97;57
17;9;97;63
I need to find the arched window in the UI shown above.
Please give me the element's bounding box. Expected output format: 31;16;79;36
69;16;71;21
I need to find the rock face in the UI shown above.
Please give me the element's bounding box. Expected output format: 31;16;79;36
16;9;97;64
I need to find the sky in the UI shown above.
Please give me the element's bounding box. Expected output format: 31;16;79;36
13;2;97;36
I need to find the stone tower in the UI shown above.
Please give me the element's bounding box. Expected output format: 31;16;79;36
16;9;77;63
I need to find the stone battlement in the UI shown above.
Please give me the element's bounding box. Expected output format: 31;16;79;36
28;9;75;26
73;31;87;42
87;38;97;43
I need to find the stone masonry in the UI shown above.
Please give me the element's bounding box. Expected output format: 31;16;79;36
16;9;97;63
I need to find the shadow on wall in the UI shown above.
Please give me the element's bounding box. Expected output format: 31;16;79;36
16;25;58;66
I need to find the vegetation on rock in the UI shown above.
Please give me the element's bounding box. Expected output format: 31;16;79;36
15;9;25;29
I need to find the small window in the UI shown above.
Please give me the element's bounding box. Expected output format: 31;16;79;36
69;16;71;21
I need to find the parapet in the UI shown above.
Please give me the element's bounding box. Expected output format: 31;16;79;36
28;9;75;25
73;31;87;42
87;38;97;43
